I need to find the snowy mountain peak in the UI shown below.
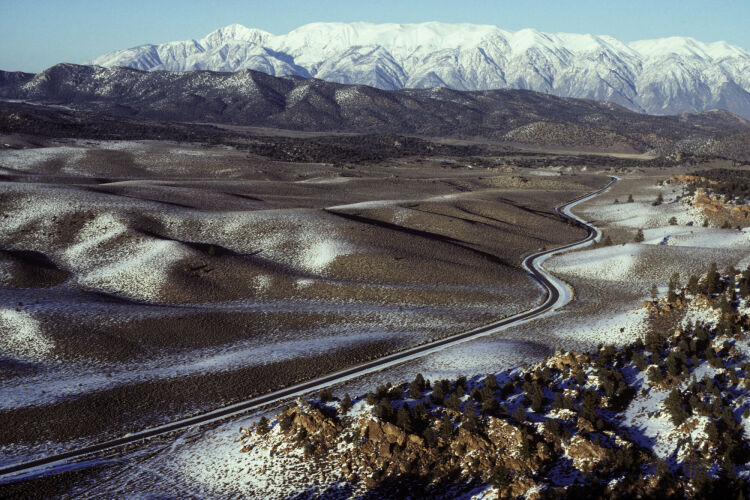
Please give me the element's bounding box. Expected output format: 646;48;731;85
88;22;750;118
200;24;273;47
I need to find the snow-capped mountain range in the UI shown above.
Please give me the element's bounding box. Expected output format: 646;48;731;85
88;22;750;119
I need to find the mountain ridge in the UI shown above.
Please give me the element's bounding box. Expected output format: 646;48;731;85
3;62;750;159
87;22;750;119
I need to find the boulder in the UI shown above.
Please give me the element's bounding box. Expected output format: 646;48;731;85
454;427;491;453
576;415;596;432
382;422;406;446
487;417;524;451
566;435;609;471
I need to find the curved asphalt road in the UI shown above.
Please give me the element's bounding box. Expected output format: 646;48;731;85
0;176;617;481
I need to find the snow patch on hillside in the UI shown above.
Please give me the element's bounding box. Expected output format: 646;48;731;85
0;309;52;361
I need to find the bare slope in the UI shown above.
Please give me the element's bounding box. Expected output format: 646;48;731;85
2;64;750;156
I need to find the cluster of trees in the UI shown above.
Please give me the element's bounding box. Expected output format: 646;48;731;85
691;168;750;204
0;101;239;144
273;262;750;494
246;134;483;164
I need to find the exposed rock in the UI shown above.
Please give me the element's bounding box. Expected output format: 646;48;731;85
566;435;609;471
576;416;596;434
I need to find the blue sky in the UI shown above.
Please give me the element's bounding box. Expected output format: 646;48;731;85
2;0;749;72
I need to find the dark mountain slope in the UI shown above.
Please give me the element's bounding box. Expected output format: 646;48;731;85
1;63;750;156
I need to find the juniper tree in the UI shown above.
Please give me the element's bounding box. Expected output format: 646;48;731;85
439;413;453;440
413;401;426;420
462;401;479;432
414;373;425;391
703;262;721;295
431;381;445;404
490;463;512;489
484;374;499;390
375;399;394;422
396;406;414;433
523;379;544;412
446;393;462;412
668;272;680;302
665;388;689;426
318;388;333;402
635;229;645;243
422;426;437;448
482;397;501;415
341;393;353;413
627;194;634;202
687;274;700;294
279;412;293;432
455;375;468;394
408;379;422;399
470;387;483;403
256;416;270;435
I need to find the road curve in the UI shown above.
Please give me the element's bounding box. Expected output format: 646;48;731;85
0;176;617;481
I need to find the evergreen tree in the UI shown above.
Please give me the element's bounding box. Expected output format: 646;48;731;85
727;275;737;302
279;412;293;432
668;272;680;302
687;275;700;294
484;374;499;390
627;194;634;203
634;228;645;243
482;397;501;415
396;406;414;433
446;393;462;412
653;192;664;206
257;416;270;435
431;382;445;404
413;401;426;420
462;400;479;432
318;388;333;402
704;262;722;295
490;463;512;489
439;413;453;441
414;373;425;391
665;388;689;426
341;393;353;413
375;399;394;422
408;380;422;399
422;426;437;448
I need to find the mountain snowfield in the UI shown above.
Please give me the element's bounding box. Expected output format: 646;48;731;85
89;22;750;118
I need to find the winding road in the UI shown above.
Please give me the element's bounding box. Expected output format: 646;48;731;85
0;176;616;481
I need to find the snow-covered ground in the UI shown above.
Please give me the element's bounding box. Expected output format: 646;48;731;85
5;171;750;495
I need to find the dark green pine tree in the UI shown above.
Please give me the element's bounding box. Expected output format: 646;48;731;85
340;393;353;413
703;262;721;295
439;413;453;441
256;416;270;435
462;401;479;432
396;405;414;433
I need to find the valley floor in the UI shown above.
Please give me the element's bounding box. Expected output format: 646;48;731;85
1;126;749;497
